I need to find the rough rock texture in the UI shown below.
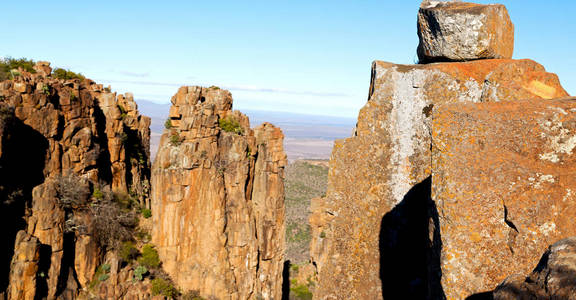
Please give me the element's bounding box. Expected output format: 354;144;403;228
432;99;576;299
309;59;568;299
8;231;40;300
417;1;514;63
494;237;576;300
151;86;287;299
0;62;151;298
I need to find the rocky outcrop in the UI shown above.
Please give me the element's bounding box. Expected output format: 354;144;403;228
432;98;576;299
310;58;568;299
0;62;151;298
417;1;514;63
151;86;287;299
494;237;576;300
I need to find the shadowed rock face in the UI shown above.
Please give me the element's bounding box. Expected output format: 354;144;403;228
0;62;151;299
151;86;287;300
432;99;576;299
309;59;568;300
494;237;576;300
417;1;514;63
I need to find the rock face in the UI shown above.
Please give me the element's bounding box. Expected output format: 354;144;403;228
0;62;151;298
494;237;576;300
309;59;568;299
417;1;514;63
432;99;576;299
151;86;287;299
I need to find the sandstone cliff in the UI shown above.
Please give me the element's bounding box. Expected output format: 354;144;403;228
0;62;151;299
151;86;287;300
310;2;572;299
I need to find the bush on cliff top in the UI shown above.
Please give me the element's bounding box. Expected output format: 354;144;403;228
52;67;85;81
0;57;36;80
218;116;243;135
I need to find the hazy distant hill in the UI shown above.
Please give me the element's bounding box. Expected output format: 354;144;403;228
136;99;356;161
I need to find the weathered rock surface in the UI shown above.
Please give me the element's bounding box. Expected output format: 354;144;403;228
0;62;151;298
432;99;576;299
151;86;287;299
309;59;568;299
417;1;514;63
493;237;576;300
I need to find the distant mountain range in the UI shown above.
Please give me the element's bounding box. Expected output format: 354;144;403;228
136;99;357;161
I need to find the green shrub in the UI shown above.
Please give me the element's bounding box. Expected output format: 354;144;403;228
291;283;313;300
169;133;182;146
141;208;152;219
42;84;50;95
133;265;148;281
100;263;111;273
0;57;36;80
119;241;140;263
150;278;178;298
164;118;173;129
92;188;104;200
117;105;127;119
137;244;160;269
52;67;85;80
218;116;243;135
98;273;110;281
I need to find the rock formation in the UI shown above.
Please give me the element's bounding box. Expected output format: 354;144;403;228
309;58;568;299
151;86;287;299
417;1;514;63
310;2;572;299
493;237;576;299
0;62;151;299
432;98;576;299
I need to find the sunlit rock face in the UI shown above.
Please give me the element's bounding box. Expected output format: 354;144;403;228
151;86;287;300
309;58;568;300
0;61;151;298
432;98;576;299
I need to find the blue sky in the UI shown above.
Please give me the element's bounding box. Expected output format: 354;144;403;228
1;0;574;117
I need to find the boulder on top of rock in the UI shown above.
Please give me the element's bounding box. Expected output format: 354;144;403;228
417;1;514;63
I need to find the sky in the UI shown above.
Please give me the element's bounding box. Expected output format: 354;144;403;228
1;0;575;118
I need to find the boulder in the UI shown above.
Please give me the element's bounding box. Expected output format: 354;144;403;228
417;1;514;63
309;59;568;299
432;98;576;299
494;237;576;300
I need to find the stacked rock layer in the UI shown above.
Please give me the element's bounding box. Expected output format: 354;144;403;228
0;62;151;299
151;86;287;300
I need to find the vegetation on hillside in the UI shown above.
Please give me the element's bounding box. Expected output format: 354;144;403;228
285;160;328;263
284;160;329;299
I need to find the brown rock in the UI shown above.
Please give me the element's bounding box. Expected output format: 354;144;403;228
432;98;576;299
417;1;514;63
310;59;568;299
0;65;151;298
151;86;287;299
493;237;576;300
8;231;40;300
